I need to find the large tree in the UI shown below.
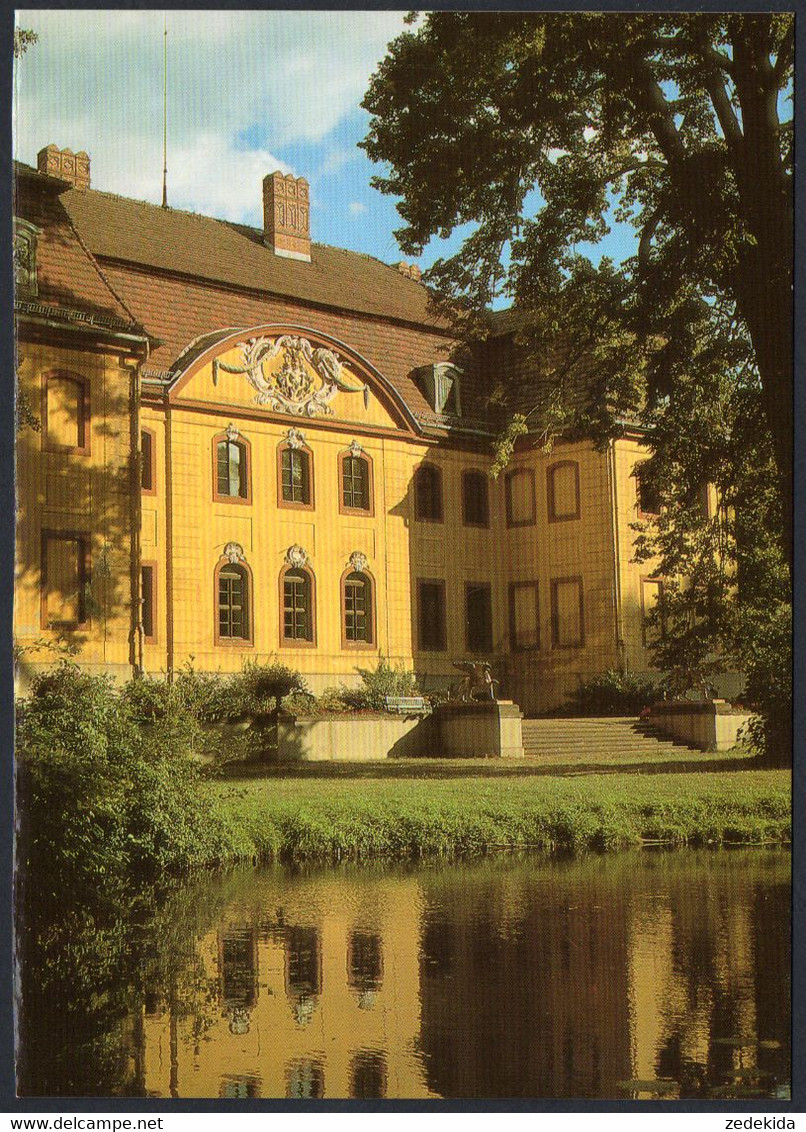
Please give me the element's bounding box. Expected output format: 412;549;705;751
361;12;793;559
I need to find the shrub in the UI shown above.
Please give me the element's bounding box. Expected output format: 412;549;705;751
735;601;792;766
16;663;227;900
281;691;319;716
566;669;659;716
338;656;419;711
172;662;231;723
122;661;311;764
226;661;309;718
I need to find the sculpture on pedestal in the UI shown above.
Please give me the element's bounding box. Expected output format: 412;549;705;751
450;660;499;703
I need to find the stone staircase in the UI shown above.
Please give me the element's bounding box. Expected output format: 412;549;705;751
521;716;701;760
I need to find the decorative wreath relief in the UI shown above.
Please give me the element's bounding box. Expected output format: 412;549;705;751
214;335;369;417
225;422;241;443
348;438;364;458
286;427;306;449
286;545;309;569
223;542;246;564
349;551;368;574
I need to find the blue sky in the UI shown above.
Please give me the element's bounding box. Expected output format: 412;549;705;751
14;10;638;286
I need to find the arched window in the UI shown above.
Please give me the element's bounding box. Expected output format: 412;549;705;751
462;470;490;527
278;441;314;509
281;567;316;645
213;430;250;503
505;468;536;527
215;554;253;645
414;463;442;522
43;371;89;453
547;461;580;522
339;447;374;515
342;570;374;647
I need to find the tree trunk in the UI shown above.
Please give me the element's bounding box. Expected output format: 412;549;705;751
736;267;793;569
731;16;794;568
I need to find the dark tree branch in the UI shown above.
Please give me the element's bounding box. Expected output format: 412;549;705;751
638;207;663;267
701;68;744;156
771;23;794;86
650;34;736;77
624;64;687;167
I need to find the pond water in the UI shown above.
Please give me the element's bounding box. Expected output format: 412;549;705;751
18;849;790;1100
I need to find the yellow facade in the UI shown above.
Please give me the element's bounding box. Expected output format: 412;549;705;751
16;324;667;712
14;154;671;713
15;338;140;682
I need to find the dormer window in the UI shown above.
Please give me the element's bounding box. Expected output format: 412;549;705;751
14;219;41;297
414;363;462;416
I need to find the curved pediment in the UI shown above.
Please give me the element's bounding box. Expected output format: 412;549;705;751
168;324;420;433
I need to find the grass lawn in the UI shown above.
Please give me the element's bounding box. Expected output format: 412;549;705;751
206;749;790;863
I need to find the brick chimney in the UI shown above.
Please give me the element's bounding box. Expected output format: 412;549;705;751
263;172;311;262
37;144;91;190
396;261;422;282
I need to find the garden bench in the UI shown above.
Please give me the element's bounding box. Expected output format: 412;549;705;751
384;695;429;715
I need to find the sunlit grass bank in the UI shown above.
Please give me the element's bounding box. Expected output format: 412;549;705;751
17;665;790;899
209;765;791;863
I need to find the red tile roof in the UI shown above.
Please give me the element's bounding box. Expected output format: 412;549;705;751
60;184;449;331
100;262;453;420
15;163;506;434
13;166;141;333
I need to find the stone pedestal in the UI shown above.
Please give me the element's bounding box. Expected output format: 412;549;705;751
433;700;525;758
648;699;752;752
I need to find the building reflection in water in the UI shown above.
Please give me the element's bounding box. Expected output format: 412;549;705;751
284;925;322;1027
350;1050;387;1098
140;870;431;1098
285;1059;325;1099
220;928;258;1035
137;853;789;1100
625;853;790;1099
348;930;384;1010
219;1075;260;1098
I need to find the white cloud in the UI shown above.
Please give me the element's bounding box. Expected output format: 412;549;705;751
348;201;368;216
318;147;358;176
118;134;291;223
13;10;408;211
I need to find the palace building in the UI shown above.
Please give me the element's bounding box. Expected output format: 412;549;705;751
14;145;674;714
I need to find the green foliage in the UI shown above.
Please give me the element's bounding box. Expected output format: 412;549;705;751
361;14;794;753
491;414;528;478
14;28;38;59
14;633;77;664
338;656;420;711
16;663;230;899
566;669;658;716
632;368;791;761
280;690;319;716
733;601;792;766
226;660;309;715
119;660;311;763
17;880;226;1096
361;15;793;544
212;767;790;863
